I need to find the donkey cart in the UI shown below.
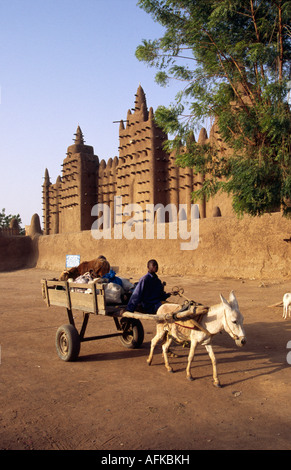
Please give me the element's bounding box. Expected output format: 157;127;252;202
41;278;145;362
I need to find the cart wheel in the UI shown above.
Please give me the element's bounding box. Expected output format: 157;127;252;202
119;318;144;349
55;324;80;361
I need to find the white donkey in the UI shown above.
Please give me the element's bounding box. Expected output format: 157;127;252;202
147;291;246;387
283;293;291;319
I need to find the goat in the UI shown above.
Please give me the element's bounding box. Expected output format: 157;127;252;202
283;293;291;319
147;291;246;387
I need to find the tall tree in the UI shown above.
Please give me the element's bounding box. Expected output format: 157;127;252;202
136;0;291;216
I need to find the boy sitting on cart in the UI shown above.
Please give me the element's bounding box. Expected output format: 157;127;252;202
126;259;171;314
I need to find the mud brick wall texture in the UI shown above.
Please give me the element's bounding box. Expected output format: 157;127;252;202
34;213;291;280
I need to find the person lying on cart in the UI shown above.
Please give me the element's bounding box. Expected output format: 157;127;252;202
126;259;171;314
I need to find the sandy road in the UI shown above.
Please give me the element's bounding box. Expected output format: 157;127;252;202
0;268;291;451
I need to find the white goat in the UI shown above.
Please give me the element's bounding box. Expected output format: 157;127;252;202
283;293;291;319
147;291;246;387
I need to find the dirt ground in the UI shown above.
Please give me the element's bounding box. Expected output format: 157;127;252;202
1;267;291;451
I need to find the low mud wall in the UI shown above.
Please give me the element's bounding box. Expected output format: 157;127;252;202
0;235;38;271
34;213;291;280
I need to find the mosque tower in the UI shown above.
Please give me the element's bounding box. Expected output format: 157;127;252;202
42;126;99;234
60;126;99;232
117;84;169;216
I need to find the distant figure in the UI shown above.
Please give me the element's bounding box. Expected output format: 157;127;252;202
126;259;170;314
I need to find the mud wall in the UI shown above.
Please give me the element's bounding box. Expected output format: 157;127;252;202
0;235;39;271
34;213;291;280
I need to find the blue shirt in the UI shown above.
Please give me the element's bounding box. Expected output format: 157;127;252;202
127;271;167;314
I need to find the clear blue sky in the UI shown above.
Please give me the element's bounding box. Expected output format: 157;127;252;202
0;0;187;227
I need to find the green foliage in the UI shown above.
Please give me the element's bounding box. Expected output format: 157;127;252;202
136;0;291;217
0;208;24;234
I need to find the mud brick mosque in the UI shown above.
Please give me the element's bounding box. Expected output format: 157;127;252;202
42;85;233;235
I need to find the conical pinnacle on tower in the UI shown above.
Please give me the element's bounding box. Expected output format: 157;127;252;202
43;168;51;185
198;128;208;144
186;131;196;150
134;84;146;105
134;84;148;120
74;125;85;145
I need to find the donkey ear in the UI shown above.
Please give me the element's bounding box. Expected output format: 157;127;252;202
229;290;239;309
220;294;230;307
